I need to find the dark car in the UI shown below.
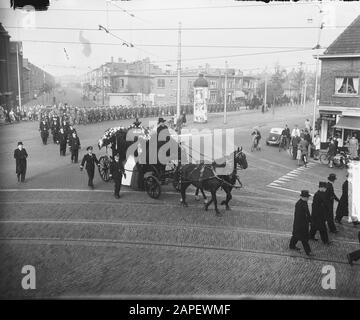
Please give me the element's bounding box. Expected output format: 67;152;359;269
266;127;283;146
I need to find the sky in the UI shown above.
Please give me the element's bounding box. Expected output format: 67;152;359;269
0;0;359;78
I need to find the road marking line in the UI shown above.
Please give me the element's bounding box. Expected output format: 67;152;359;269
273;180;286;184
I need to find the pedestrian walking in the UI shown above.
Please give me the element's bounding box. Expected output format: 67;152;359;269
289;190;313;256
325;173;339;233
14;142;28;183
347;232;360;266
309;182;331;245
80;146;100;188
298;137;308;167
327;139;337;168
109;153;126;199
335;174;360;226
39;118;49;145
69;132;81;163
59;128;67;156
291;134;301;160
348;135;359;159
313;134;321;160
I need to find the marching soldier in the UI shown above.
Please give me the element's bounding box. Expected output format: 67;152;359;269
51;116;60;144
309;182;331;245
289;190;313;256
80;146;100;188
14;142;28;183
39;118;49;145
59;128;67;156
109;153;126;199
69;132;81;163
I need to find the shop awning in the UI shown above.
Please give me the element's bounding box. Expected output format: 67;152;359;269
333;116;360;130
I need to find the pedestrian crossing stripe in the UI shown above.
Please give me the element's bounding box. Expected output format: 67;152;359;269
267;161;319;190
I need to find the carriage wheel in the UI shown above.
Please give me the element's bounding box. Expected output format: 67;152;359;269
98;156;111;182
145;176;161;199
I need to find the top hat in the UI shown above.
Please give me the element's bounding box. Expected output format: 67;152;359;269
17;141;23;146
328;173;337;181
300;190;311;198
86;146;93;151
158;117;166;124
319;181;327;188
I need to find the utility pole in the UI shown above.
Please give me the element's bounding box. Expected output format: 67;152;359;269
303;67;307;113
264;68;267;112
102;64;105;106
16;42;22;111
312;3;324;141
224;61;228;124
176;22;182;119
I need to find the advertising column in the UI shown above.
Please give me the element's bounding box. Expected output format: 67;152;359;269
193;74;209;123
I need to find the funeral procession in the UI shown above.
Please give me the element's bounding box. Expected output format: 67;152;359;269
1;0;360;300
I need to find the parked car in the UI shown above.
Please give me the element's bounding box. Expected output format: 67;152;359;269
266;127;283;146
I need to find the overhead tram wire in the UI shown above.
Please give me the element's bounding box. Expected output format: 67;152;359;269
0;2;318;12
4;25;348;31
16;39;314;50
151;48;316;64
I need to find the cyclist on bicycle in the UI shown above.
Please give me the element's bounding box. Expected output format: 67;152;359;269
251;127;261;148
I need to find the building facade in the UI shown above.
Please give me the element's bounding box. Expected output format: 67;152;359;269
318;15;360;145
0;23;12;108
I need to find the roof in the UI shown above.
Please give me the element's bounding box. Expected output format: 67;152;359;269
323;15;360;56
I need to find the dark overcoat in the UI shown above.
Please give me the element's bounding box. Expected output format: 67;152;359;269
80;154;99;172
311;191;328;226
110;160;125;180
14;148;28;174
292;199;311;241
325;182;339;215
336;180;348;218
69;136;81;151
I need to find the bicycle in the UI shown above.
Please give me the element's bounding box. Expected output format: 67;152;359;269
251;136;261;152
278;135;288;152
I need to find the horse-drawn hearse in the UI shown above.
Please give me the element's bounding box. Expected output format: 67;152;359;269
97;124;184;199
97;122;248;216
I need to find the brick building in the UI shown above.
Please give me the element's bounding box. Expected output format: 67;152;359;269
318;15;360;144
0;23;12;108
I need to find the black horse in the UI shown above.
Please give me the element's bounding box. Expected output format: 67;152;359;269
179;147;248;216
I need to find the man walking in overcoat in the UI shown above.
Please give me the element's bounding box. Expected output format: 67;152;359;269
80;146;100;188
69;132;81;163
289;190;313;256
14;142;28;182
347;232;360;266
39;118;49;145
109;153;126;199
325;173;339;233
59;128;67;156
310;182;331;245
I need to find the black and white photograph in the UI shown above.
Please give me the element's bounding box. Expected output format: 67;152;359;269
0;0;360;303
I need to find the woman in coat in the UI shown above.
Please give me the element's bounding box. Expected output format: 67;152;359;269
348;135;359;159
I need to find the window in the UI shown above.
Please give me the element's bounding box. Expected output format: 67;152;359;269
335;77;359;95
210;92;217;102
209;80;217;89
157;79;165;88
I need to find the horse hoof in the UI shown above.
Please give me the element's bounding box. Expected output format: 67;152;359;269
204;206;208;211
182;203;188;207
